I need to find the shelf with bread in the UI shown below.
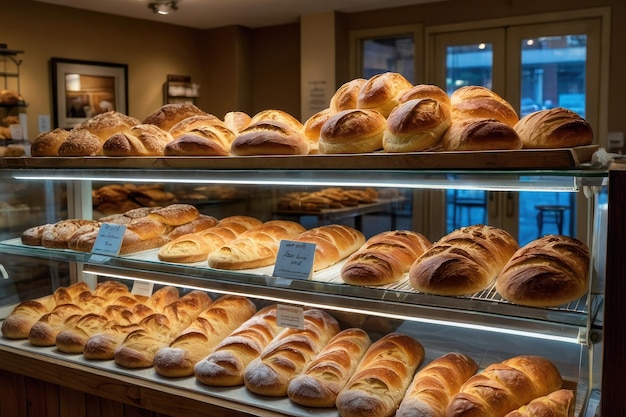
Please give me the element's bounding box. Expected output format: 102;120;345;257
0;75;611;416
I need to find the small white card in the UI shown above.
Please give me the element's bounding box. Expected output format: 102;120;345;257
9;124;23;140
91;223;126;256
272;240;316;280
277;304;305;329
131;280;154;298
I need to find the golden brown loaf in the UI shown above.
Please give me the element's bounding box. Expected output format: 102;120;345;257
341;230;432;286
30;128;70;156
357;72;413;117
302;108;334;154
505;389;575;417
28;303;85;346
223;111;252;134
383;98;452;152
446;355;563;417
514;107;593;149
168;114;225;138
102;123;173;156
231;120;310;156
57;129;103;156
496;234;590;307
335;332;425;417
399;84;451;107
207;220;307;270
148;203;199;226
167;214;219;240
165;114;235;156
409;224;519;296
55;312;111;353
40;219;100;249
397;352;478;417
287;328;372;408
450;86;519;127
194;305;281;387
143;102;208;131
330;78;367;113
292;224;366;271
441;118;523;151
243;308;340;397
153;295;257;377
249;109;304;132
319;108;387;154
1;296;56;339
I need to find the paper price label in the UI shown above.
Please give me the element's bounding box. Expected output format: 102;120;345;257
91;223;126;256
272;240;315;280
276;304;304;329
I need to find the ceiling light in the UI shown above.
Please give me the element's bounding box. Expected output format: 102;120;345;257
148;1;178;15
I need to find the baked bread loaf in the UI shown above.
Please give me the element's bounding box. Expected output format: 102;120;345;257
30;128;70;156
505;389;574;417
341;230;432;286
409;224;519;296
56;129;103;157
40;219;100;249
302;108;333;154
441;118;523;151
168;114;225;138
28;303;85;346
357;72;413;117
148;203;199;226
319;108;387;154
167;214;219;239
243;308;340;396
287;328;371;407
335;332;425;417
249;109;304;132
496;235;590;307
1;296;56;339
102;123;173;156
396;352;478;417
143;103;208;131
223;111;252;134
194;305;281;387
55;312;110;353
207;220;306;270
330;78;367;112
450;86;519;127
153;295;256;377
292;224;365;271
514;107;593;149
231;120;310;156
165;114;235;156
383;98;452;152
398;84;451;107
446;355;563;417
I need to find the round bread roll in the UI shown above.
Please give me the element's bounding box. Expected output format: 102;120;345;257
102;124;173;156
441;117;522;151
249;109;303;132
514;107;593;149
409;224;519;296
330;78;367;113
302;108;334;154
223;111;252;134
57;129;103;156
73;111;140;141
496;234;590;307
319;108;386;154
231;120;310;156
451;85;519;127
143;103;208;131
383;98;452;152
0;89;24;105
357;72;413;117
30;128;70;156
398;84;451;107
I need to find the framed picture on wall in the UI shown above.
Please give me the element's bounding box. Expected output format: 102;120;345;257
50;57;128;129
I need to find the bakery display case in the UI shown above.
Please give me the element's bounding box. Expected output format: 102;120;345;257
0;152;612;417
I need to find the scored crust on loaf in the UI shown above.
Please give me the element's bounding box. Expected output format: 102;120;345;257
450;85;519;127
143;103;208;131
231;120;310;156
514;107;593;149
409;224;519;296
398;84;451;107
293;224;365;271
496;234;590;307
383;98;452;152
505;388;575;417
30;128;70;157
223;111;252;134
102;123;173;156
356;72;414;117
302;108;334;154
319;108;386;154
441;117;523;151
330;78;367;113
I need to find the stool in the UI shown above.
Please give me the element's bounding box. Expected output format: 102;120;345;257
451;190;487;228
536;205;568;237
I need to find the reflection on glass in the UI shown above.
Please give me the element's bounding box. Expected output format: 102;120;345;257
65;73;116;119
362;35;415;82
445;43;493;94
520;35;587;117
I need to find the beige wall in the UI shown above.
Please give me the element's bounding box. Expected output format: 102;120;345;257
4;0;626;148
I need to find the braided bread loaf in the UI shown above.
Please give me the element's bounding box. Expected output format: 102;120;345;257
505;389;574;417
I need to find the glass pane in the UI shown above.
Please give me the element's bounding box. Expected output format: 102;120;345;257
362;35;415;82
518;35;586;244
445;43;493;94
444;43;493;232
520;35;587;117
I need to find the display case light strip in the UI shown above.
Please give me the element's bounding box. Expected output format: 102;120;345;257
84;269;581;345
13;174;577;192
